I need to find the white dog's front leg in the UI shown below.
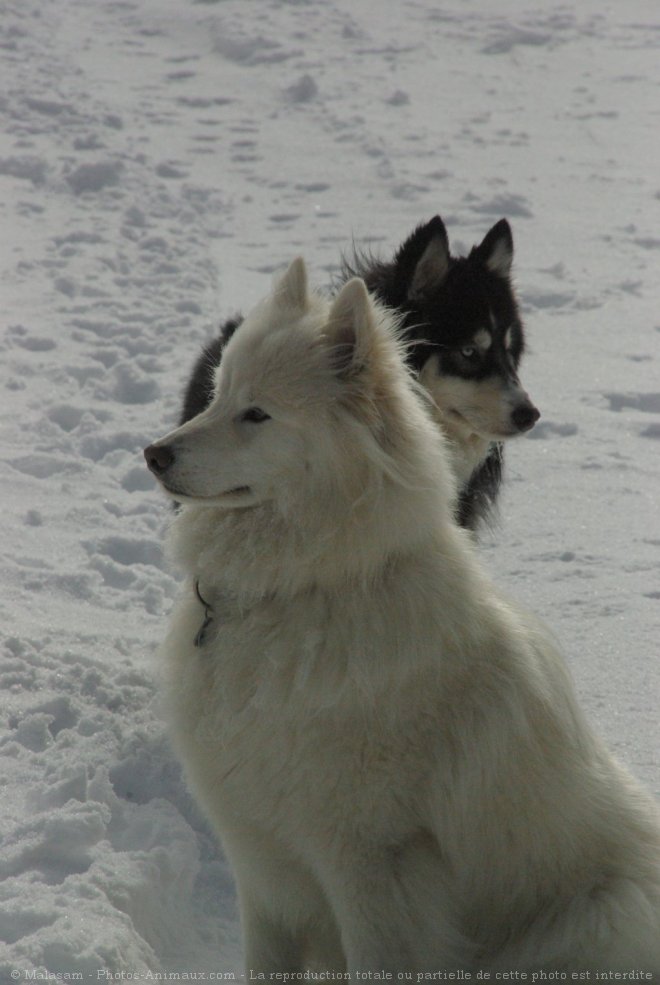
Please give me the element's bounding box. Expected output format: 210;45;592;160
314;836;465;976
240;897;301;977
230;842;337;977
316;860;417;975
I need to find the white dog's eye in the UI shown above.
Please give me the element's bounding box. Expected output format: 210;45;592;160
240;407;271;424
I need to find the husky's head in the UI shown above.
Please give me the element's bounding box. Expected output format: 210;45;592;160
145;259;449;520
392;217;539;441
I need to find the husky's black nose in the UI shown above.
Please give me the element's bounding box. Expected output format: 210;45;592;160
144;443;175;475
512;402;541;433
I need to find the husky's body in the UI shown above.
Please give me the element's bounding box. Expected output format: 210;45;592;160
178;218;538;530
146;260;659;975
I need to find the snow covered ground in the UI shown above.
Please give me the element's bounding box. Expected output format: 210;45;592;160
0;0;658;977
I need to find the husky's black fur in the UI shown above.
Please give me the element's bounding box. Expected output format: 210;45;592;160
178;217;530;530
344;217;523;372
179;318;241;425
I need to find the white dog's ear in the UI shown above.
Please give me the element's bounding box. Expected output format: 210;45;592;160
326;278;374;377
274;256;309;312
409;225;450;300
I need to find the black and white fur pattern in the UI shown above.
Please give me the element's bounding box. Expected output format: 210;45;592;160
178;217;538;531
341;217;538;527
145;259;660;975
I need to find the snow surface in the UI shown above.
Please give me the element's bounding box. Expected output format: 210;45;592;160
0;0;658;978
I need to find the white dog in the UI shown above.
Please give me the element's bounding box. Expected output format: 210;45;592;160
145;259;660;976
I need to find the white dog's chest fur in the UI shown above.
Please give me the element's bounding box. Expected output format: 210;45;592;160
163;578;460;848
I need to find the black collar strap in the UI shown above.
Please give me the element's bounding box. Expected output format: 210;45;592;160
194;580;215;647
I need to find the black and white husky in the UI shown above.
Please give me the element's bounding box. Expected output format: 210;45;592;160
178;217;538;530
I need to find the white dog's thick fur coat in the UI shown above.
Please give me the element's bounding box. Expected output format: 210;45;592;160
152;261;660;975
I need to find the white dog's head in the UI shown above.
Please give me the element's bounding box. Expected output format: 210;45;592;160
145;259;324;506
145;258;431;514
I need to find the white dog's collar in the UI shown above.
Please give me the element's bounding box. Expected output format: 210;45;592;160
194;580;215;647
193;579;274;647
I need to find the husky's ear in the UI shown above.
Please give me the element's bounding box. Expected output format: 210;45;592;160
325;278;374;377
408;215;450;300
476;219;513;278
274;256;309;312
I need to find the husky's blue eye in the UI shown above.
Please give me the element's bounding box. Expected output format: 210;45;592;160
460;346;479;360
240;407;271;423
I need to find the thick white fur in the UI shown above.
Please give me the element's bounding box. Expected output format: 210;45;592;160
152;260;660;976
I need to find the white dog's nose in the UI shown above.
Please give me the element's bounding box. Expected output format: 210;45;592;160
144;443;175;475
